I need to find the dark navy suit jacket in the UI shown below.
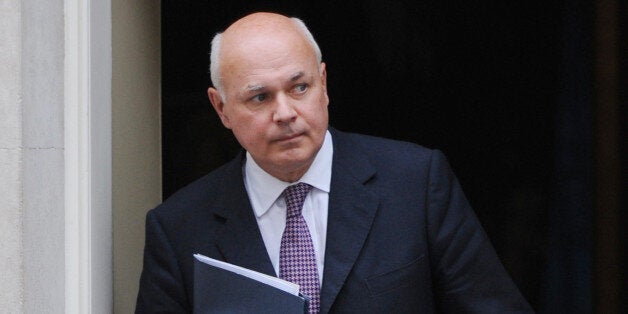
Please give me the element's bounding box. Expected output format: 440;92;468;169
136;129;533;313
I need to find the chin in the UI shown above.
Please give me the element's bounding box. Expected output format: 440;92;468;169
275;151;314;168
274;155;309;169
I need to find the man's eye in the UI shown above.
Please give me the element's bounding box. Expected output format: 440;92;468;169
293;84;308;93
252;94;267;102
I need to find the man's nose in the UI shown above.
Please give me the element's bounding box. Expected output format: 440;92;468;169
272;94;297;123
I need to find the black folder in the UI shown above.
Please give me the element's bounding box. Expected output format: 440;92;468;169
193;257;308;313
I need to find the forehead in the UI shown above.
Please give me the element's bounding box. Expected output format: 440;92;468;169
224;60;318;97
220;28;318;89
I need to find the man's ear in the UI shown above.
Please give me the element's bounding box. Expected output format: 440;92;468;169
207;87;231;129
320;62;329;105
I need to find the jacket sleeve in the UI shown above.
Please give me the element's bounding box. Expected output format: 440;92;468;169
426;150;534;313
135;210;191;314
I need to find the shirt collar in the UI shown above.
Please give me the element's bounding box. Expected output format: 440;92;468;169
244;130;333;218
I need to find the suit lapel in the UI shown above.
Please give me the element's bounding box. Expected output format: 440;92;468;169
208;132;380;312
320;130;380;313
211;153;276;277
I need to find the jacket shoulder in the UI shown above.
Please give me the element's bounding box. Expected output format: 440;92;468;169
149;152;244;219
332;129;436;165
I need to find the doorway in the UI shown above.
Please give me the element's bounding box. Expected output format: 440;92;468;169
161;1;567;311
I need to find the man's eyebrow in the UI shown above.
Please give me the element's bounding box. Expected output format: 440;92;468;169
244;84;265;93
290;72;305;81
242;72;305;94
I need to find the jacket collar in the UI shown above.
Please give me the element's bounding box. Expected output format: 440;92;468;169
211;152;276;277
210;128;380;312
320;128;379;313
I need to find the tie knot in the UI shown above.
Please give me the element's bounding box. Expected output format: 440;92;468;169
284;182;312;217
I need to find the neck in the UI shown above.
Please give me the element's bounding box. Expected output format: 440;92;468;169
265;162;311;183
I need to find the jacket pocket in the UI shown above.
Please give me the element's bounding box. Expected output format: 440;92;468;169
365;255;425;297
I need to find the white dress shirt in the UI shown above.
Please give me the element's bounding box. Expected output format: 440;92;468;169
243;131;333;283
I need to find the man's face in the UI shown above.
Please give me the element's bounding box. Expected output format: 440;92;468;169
208;23;329;182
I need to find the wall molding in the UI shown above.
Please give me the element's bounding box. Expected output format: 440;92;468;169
64;0;112;313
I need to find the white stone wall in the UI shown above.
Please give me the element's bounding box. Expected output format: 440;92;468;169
21;1;65;312
0;0;65;312
0;0;24;312
1;1;161;312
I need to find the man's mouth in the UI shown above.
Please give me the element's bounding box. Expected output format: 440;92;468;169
275;132;303;142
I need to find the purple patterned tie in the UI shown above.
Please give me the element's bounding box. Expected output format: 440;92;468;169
279;182;320;314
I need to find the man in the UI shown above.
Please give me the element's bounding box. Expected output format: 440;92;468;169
136;12;533;313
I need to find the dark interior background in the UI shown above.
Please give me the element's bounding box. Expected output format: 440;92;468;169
161;1;625;313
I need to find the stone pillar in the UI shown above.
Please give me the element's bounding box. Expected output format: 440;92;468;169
0;0;66;312
1;1;160;312
0;0;24;312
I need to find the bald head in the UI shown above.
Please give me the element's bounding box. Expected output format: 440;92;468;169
210;13;322;94
206;12;329;182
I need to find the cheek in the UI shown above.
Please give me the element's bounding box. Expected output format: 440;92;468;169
311;100;329;125
232;117;268;145
303;93;329;121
